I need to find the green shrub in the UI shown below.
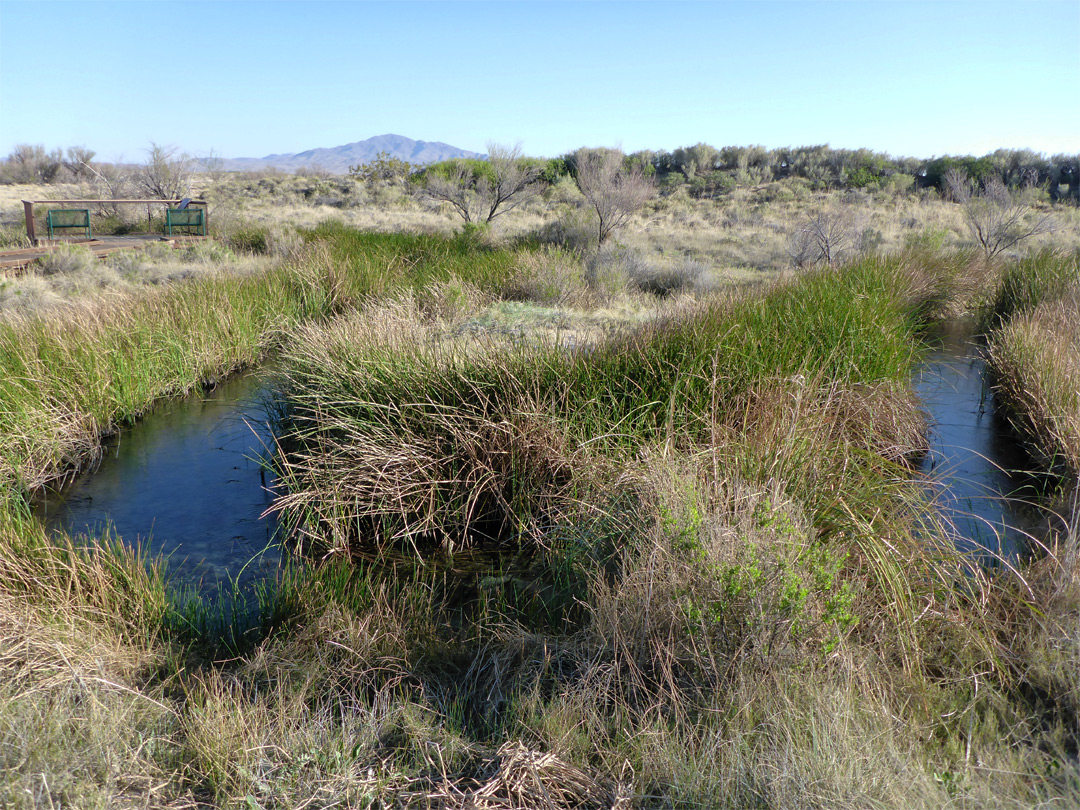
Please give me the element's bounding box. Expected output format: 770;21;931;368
225;223;271;254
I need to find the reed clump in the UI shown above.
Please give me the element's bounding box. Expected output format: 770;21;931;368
983;250;1080;485
272;255;930;558
989;292;1080;480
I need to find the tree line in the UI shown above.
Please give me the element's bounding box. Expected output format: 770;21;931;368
0;143;200;202
7;141;1077;199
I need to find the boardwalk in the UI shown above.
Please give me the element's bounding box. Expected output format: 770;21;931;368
0;235;207;274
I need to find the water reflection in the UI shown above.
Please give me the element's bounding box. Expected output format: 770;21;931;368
33;372;282;599
915;323;1043;560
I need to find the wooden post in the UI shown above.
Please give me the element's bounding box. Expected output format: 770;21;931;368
23;200;36;245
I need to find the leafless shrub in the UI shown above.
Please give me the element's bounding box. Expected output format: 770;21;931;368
134;142;194;200
60;146;96;181
0;144;63;184
572;148;657;247
947;172;1054;261
789;209;858;268
82;161;135;217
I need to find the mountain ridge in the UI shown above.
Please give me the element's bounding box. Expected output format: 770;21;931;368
220;134;482;174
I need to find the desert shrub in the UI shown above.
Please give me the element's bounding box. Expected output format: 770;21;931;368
35;245;97;276
178;239;234;263
503;247;593;307
886;173;916;195
587;245;668;297
530;207;596;253
632;257;714;297
903;226;952;252
543;175;583;205
858;227;886;254
759;182;797;203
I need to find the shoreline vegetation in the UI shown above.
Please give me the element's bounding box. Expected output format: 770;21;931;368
1;152;1078;807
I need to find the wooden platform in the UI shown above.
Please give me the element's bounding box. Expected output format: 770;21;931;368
0;235;208;273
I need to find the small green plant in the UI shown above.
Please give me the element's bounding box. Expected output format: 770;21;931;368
226;223;271;254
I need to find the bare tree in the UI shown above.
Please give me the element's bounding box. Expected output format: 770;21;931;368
572;148;656;247
135;142;194;199
418;142;544;224
789;209;857;268
199;148;228;184
947;171;1053;260
62;146;96;181
82;160;134;217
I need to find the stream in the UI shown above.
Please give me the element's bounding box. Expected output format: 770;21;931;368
914;321;1045;561
31;323;1050;604
32;372;283;602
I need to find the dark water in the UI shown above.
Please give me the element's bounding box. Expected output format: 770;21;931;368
915;323;1044;560
28;323;1049;596
33;372;283;600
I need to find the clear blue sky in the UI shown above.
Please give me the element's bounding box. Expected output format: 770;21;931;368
1;0;1077;162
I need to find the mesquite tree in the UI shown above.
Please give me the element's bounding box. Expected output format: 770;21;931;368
946;170;1053;260
418;142;544;224
572;148;656;247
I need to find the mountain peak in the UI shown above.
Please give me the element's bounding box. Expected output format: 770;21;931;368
223;135;481;174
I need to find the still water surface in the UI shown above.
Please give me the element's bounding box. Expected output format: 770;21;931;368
33;372;282;599
914;323;1044;560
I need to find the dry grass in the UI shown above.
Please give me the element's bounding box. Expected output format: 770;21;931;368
990;291;1080;479
0;241;271;314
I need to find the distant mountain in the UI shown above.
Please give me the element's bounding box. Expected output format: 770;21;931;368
219;134;483;174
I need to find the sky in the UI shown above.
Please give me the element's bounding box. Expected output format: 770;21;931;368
1;0;1078;163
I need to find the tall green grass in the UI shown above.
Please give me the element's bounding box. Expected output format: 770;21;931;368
981;248;1080;329
0;267;319;491
300;220;522;301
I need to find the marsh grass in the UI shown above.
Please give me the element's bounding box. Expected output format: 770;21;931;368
1;222;1078;807
989;292;1080;480
272;256;925;558
300;221;523;301
983;250;1080;485
0;257;340;490
981;249;1080;329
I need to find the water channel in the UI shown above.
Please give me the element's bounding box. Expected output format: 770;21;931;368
914;321;1047;561
33;372;284;602
31;324;1051;604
